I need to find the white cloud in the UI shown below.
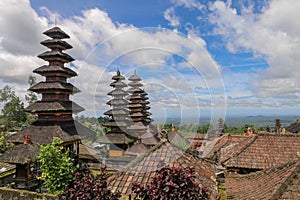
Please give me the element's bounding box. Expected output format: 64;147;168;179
209;0;300;99
164;7;181;27
0;0;225;119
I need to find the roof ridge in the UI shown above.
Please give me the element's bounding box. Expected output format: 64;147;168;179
272;159;300;199
222;135;258;164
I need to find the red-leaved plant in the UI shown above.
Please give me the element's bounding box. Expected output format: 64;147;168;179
57;165;120;200
132;165;208;200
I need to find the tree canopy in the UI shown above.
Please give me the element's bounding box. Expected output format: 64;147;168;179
37;137;76;194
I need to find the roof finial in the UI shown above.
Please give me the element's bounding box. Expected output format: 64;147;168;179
171;124;175;132
134;69;137;75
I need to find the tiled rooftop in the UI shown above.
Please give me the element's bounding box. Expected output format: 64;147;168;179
108;141;217;198
226;160;300;199
221;134;300;170
202;135;249;159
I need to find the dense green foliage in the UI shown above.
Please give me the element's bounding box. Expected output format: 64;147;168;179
0;132;14;153
37;137;76;195
58;165;120;200
0;85;27;131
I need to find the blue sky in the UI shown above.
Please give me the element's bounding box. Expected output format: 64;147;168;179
1;0;300;123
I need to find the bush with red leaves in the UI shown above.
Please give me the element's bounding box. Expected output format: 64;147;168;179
57;165;120;200
132;166;209;200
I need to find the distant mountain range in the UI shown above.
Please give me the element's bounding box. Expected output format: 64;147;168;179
155;115;299;127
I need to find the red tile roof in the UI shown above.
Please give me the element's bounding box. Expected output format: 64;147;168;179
108;141;217;198
221;134;300;170
226;160;300;200
202;135;249;159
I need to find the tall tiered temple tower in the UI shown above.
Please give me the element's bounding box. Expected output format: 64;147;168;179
0;27;87;189
101;71;135;156
27;27;84;122
127;70;160;149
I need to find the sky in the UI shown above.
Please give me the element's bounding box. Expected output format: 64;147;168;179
1;0;300;124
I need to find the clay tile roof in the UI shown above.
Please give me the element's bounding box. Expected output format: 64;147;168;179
43;26;70;39
29;82;80;93
25;101;84;113
108;141;217;197
33;65;77;77
222;134;300;170
0;143;40;164
225;160;300;200
202;135;249;159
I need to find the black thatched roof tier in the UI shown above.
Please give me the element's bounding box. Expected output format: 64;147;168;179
108;89;127;96
34;65;77;77
6;120;95;145
127;87;143;94
106;99;128;106
128;103;144;108
41;39;72;50
25;101;84;113
112;71;125;81
97;133;135;144
141;134;160;146
126;141;149;154
43;26;70;39
126;94;147;101
128;71;142;81
38;50;74;63
104;108;129;116
128;82;143;87
286;122;300;133
129;112;144;117
103;120;128;127
0;144;40;164
110;81;127;88
129;99;149;104
128;124;147;132
29;82;80;93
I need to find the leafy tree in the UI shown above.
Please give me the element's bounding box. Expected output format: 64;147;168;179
0;86;27;131
37;137;76;194
132;165;209;200
197;124;211;134
58;165;120;200
0;132;14;153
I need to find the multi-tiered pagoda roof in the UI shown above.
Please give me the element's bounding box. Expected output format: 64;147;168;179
101;71;134;148
6;27;90;145
126;70;160;149
0;26;93;190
